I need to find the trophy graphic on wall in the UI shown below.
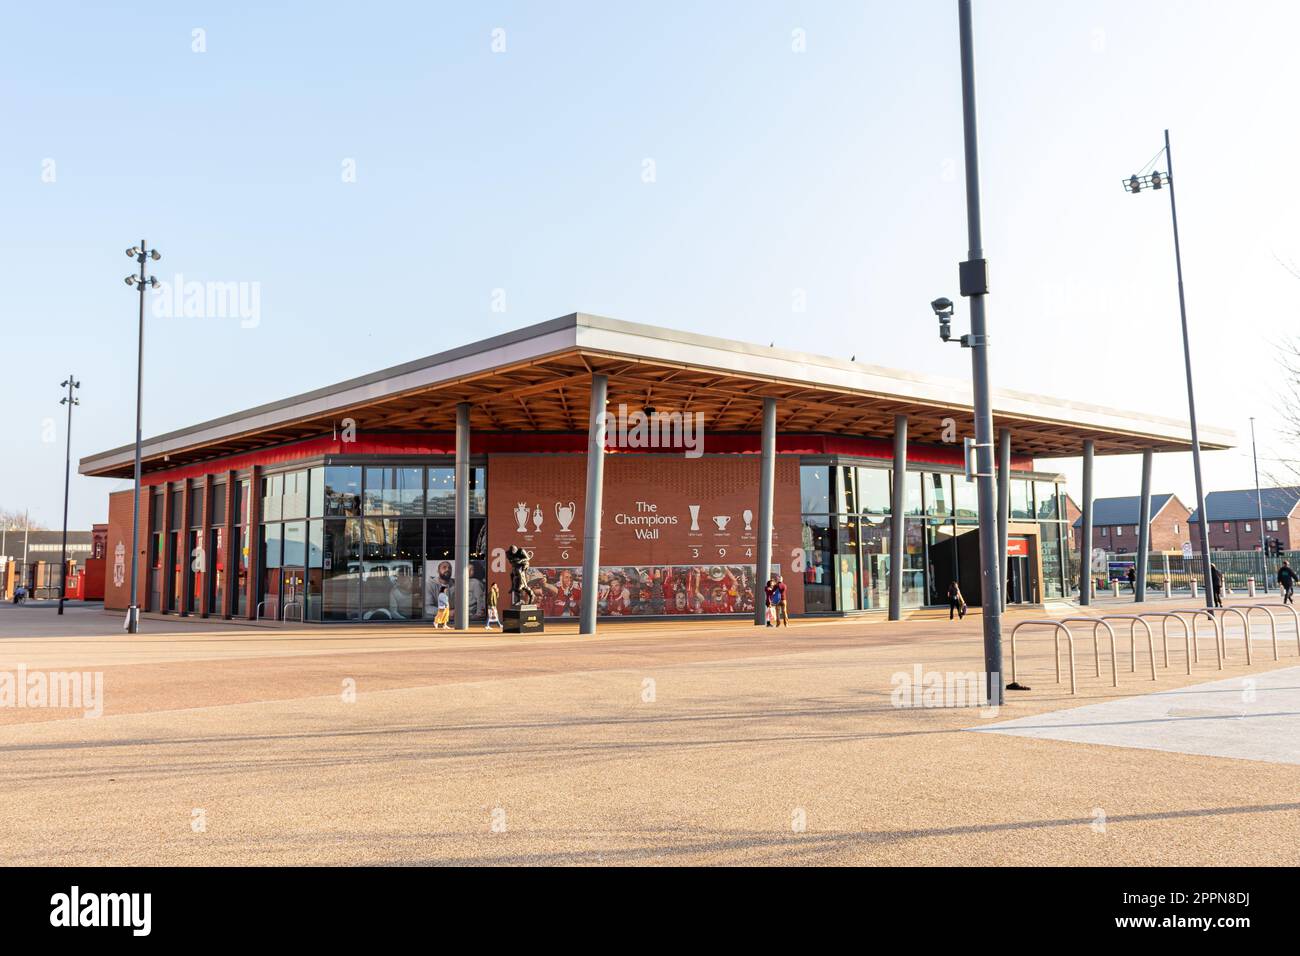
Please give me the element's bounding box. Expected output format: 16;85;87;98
688;504;701;532
532;504;544;532
514;502;530;534
555;501;576;532
743;509;753;532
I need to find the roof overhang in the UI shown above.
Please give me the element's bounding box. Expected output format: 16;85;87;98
80;312;1236;480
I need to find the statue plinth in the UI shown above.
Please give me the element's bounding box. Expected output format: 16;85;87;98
502;605;544;634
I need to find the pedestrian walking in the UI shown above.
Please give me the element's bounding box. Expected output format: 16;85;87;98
947;580;967;620
434;589;451;628
1126;566;1136;592
773;574;789;627
763;576;777;626
485;581;502;629
1278;560;1297;605
1210;564;1224;608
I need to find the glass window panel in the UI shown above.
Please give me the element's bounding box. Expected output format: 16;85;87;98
471;466;487;517
235;479;248;525
263;523;283;569
210;483;227;526
1009;479;1033;520
364;466;424;516
169;490;183;529
426;467;455;517
903;471;924;516
324;466;362;517
263;474;283;522
954;476;979;519
834;517;859;610
308;520;324;568
858;515;890;610
425;517;454;562
235;527;249;616
189;486;203;527
282;521;306;567
359;518;423;620
323;519;361;621
800;515;833;611
1040;522;1064;598
924;473;950;517
856;466;891;515
308;466;325;518
1035;481;1061;519
835;466;856;515
800;466;830;514
282;470;307;520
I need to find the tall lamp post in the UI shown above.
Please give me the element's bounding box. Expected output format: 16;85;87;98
123;241;162;634
932;0;1002;705
57;375;81;615
1123;131;1213;608
1250;417;1267;592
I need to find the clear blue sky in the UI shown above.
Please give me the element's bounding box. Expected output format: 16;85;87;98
3;0;1298;528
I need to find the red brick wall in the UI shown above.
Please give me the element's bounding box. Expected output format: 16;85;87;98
105;488;150;611
1089;497;1191;553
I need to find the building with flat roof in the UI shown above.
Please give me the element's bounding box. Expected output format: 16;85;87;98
80;313;1234;626
1189;486;1300;551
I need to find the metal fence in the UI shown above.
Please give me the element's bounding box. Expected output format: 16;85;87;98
1100;550;1297;593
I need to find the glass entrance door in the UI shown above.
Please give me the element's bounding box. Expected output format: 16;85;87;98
282;567;305;621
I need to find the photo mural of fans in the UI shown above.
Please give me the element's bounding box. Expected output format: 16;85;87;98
525;564;775;617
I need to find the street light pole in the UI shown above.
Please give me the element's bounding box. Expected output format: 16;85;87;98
57;375;81;615
123;241;162;634
1251;417;1267;591
956;0;1003;706
1124;131;1213;607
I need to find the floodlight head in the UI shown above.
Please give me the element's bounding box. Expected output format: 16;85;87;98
1150;171;1163;189
126;247;140;258
124;275;137;286
150;249;161;261
1128;175;1141;194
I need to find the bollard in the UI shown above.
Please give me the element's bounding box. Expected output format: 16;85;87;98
1164;580;1172;599
1191;580;1198;599
1247;577;1256;598
1112;580;1120;598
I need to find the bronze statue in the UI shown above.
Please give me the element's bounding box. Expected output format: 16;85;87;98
506;545;536;607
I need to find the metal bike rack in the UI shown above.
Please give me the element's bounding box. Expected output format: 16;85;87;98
1134;611;1191;673
1191;606;1255;665
1097;615;1157;681
1245;602;1300;657
282;601;303;622
1170;608;1222;670
1060;617;1118;687
1009;620;1077;695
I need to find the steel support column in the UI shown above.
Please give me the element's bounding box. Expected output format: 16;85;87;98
1135;448;1153;602
1080;440;1095;606
996;427;1010;612
888;415;907;621
754;398;777;625
579;374;608;635
454;402;470;630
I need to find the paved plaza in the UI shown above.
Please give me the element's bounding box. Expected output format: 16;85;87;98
1;598;1298;866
